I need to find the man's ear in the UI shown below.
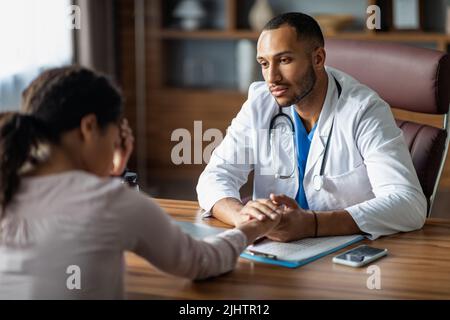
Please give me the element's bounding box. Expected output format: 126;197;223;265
312;47;326;69
79;114;99;142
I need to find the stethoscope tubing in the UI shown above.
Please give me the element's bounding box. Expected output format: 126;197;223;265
269;76;342;190
270;107;296;179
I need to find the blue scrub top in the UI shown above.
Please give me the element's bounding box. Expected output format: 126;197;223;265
292;107;317;209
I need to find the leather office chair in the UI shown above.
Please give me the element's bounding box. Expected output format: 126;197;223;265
325;39;450;216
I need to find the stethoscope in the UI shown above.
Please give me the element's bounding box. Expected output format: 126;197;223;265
269;76;342;191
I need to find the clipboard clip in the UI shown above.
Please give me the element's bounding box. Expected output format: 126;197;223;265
246;249;277;260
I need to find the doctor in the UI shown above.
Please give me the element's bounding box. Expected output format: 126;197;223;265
197;12;427;241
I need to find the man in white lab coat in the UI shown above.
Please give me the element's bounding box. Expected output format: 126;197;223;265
197;12;426;241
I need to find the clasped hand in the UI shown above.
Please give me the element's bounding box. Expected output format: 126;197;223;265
237;193;315;242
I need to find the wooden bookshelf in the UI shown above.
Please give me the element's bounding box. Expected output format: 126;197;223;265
153;29;258;40
155;29;450;51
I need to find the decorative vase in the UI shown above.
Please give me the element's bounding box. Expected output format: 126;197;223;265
236;39;257;93
173;0;206;31
248;0;274;31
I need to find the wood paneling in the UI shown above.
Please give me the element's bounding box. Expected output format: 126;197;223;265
145;89;245;184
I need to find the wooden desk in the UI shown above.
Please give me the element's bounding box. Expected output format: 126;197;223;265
125;199;450;299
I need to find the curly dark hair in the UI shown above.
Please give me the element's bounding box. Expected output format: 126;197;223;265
0;66;123;216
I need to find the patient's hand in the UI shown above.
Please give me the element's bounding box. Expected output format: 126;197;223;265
235;199;283;226
111;118;134;176
237;208;282;244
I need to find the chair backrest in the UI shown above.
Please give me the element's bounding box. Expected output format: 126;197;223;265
325;39;450;215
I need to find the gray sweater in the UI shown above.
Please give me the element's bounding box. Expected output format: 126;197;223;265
0;171;247;299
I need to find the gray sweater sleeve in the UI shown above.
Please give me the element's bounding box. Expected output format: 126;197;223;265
115;188;248;280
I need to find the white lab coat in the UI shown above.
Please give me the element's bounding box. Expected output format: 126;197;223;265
197;67;427;239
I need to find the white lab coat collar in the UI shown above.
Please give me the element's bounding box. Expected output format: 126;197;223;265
280;70;339;178
305;70;339;177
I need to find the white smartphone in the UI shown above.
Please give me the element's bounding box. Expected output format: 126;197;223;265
332;245;388;267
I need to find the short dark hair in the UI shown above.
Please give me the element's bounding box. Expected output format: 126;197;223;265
263;12;324;51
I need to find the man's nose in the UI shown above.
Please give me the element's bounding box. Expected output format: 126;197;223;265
267;65;282;84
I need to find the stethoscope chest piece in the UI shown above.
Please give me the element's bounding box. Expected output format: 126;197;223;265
313;174;323;191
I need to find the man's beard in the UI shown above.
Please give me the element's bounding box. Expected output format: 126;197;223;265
279;64;317;107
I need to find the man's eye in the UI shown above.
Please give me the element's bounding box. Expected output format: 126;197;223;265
280;57;291;64
259;61;268;68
